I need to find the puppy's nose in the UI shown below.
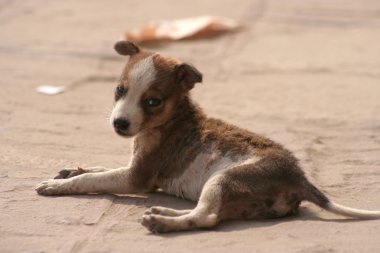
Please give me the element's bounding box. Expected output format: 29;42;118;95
113;118;130;132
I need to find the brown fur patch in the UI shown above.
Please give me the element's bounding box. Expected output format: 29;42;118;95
138;54;183;130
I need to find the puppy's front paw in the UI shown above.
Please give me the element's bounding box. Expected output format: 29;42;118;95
54;167;86;179
35;179;66;195
141;214;168;234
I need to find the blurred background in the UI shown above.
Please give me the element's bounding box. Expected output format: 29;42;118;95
1;0;380;252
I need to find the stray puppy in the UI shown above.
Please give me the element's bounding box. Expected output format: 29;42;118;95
36;41;380;233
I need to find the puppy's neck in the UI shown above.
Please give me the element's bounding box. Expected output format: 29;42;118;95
134;95;205;154
162;94;205;131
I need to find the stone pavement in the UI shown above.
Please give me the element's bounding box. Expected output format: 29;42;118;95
1;0;380;252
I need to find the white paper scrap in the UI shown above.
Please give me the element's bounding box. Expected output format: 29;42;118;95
36;85;65;95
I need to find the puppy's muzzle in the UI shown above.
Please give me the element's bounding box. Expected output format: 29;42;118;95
113;118;130;136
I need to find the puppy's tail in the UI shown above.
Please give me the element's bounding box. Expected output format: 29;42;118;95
303;181;380;219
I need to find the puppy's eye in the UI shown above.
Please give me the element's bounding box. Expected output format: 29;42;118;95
116;85;125;96
146;98;162;107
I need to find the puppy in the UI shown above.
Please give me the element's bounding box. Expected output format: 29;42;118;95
36;41;380;233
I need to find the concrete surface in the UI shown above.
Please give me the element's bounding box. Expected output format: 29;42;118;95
1;0;380;252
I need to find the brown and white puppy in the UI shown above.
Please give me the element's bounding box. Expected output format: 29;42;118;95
36;41;380;233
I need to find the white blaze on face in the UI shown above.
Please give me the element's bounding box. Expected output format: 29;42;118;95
111;54;157;135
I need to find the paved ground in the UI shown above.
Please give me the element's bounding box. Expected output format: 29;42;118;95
1;0;380;252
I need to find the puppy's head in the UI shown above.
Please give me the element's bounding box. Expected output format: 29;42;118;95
110;41;202;137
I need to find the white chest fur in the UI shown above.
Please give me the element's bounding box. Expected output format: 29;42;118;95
161;151;257;201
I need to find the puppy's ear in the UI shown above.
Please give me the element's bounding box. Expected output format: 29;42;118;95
114;41;140;56
174;63;202;91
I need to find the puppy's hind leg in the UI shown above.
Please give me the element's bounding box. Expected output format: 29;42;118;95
141;174;224;233
145;207;192;217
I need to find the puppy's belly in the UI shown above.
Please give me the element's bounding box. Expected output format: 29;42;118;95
161;152;258;201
